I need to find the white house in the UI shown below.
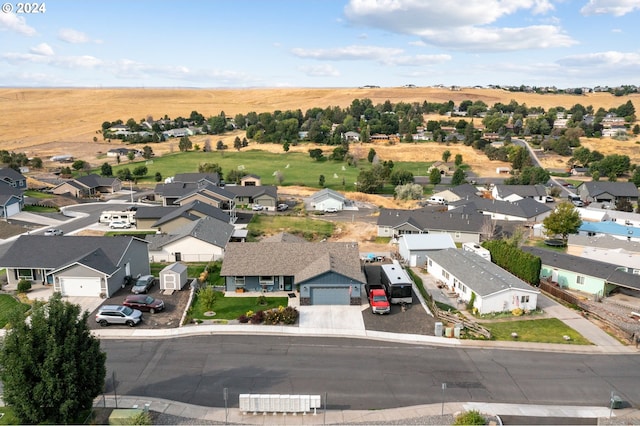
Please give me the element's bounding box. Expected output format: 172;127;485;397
309;188;348;212
426;248;539;314
397;234;456;267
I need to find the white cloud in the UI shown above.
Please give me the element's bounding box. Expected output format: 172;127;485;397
58;28;89;43
292;45;404;61
611;28;622;32
409;40;427;47
557;50;640;66
343;0;575;51
580;0;640;16
30;43;54;56
0;13;37;36
298;64;341;77
3;51;102;68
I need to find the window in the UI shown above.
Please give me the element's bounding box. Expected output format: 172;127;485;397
521;295;529;303
428;259;432;267
259;276;274;286
234;276;245;287
16;269;33;280
441;271;449;280
576;276;585;285
455;232;461;239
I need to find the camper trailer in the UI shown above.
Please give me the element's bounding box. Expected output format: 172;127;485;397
98;210;137;226
462;242;491;261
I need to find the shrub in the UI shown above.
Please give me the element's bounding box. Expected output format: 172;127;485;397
17;279;32;293
512;308;524;316
250;310;265;324
125;411;153;425
237;314;249;323
257;295;267;306
263;309;282;325
453;409;486;425
197;286;218;311
281;306;299;325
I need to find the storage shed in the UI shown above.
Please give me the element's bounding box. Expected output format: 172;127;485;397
160;262;188;291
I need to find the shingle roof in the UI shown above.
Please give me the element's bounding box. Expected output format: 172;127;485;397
152;201;230;226
426;249;538;296
220;241;365;284
494;184;547;198
225;185;277;199
568;234;640;252
451;197;551;219
154;182;199;197
311;188;347;202
0;182;22;197
75;174;120;188
579;181;639;197
521;246;640;290
173;172;220;185
0;235;142;271
261;232;308;243
0;167;26;183
377;207;487;233
146;216;234;250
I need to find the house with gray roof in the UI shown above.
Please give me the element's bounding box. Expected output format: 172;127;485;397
0;235;149;297
451;197;552;223
225;185;278;211
0;181;24;217
308;188;350;212
0;167;27;190
397;233;456;267
431;183;481;204
52;174;121;198
426;248;539;314
576;181;639;204
173;172;220;186
221;241;365;305
491;184;548;203
521;246;640;298
135;200;230;232
146;216;234;263
377;207;490;243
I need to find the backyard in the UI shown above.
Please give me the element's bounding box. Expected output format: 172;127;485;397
247;214;335;241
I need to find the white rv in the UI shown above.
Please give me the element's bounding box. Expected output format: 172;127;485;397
462;242;491;261
99;210;137;226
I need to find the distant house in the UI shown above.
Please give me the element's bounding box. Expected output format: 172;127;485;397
0;236;149;297
309;188;349;212
427;161;455;176
522;246;639;299
431;184;481;204
576;181;639;204
239;174;261;186
0;167;27;190
426;248;539;315
226;185;278;211
146;216;234;263
344;131;360;142
135;200;231;233
578;221;640;242
52;174;122;198
451;197;552;223
397;234;456;267
221;239;365;305
0;182;24;217
107;148;141;158
491;184;548;203
162;128;193;138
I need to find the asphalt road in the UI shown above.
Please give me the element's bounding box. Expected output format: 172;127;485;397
101;335;640;410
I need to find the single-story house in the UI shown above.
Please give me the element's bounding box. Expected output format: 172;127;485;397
0;182;24;217
576;181;639;205
220;239;366;305
491;184;548;203
430;183;481;204
0;235;149;297
52;174;122;197
146;216;234;263
578;221;640;242
567;234;640;274
106;148;141;158
240;174;261;186
377;207;490;243
522;246;640;299
173;172;221;187
397;234;456;267
135;201;230;233
225;185;278;211
452;197;552;223
427;161;455;176
426;248;539;314
0;167;27;190
309;188;348;212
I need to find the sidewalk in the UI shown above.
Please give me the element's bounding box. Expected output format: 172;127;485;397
94;395;640;425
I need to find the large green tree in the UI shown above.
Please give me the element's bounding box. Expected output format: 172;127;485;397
542;201;582;243
0;293;106;424
451;168;466;186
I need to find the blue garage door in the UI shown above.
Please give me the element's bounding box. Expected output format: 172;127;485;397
310;287;350;305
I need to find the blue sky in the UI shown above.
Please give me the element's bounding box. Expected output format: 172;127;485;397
1;0;639;88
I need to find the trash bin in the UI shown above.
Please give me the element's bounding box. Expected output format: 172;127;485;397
610;395;623;409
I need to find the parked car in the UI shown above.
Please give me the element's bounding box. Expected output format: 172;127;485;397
252;204;264;211
131;274;155;294
95;305;142;327
277;203;289;211
123;294;165;313
572;200;584;207
544;196;554;203
109;220;131;229
324;207;338;213
369;289;391;315
44;228;64;236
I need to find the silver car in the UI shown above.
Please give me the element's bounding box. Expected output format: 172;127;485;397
95;305;142;327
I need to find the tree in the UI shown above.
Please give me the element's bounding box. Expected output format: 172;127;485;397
367;148;376;163
442;150;452;163
71;160;86;171
319;174;325;187
226;169;247;184
234;137;242;151
178;136;192;152
542;201;582;243
308;148;324;161
0;293;106;424
30;157;43;168
198;162;223;179
132;165;148;178
100;162;113;177
127;151;135;161
142;145;154;159
454;154;463;166
216;140;226;150
154;172;162;182
451;168;466;186
429;167;442;185
116;167;132;181
389;169;414;185
394;183;423;200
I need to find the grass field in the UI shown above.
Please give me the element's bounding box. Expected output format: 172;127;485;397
247;215;334;241
482;318;591;344
0;294;30;328
189;291;288;320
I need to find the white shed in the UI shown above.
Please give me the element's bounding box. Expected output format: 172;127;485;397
398;234;456;267
160;262;188;291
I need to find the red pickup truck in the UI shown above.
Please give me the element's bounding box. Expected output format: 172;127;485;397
369;288;390;314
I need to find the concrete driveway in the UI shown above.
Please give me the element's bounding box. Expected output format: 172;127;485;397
297;305;367;336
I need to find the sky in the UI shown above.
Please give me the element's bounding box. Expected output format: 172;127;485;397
0;0;639;88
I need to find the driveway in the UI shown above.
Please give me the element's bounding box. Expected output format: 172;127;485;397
298;305;366;335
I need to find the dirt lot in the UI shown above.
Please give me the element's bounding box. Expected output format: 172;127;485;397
86;283;191;330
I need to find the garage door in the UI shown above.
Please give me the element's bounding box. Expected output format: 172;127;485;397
59;277;101;297
5;203;20;217
310;287;350;305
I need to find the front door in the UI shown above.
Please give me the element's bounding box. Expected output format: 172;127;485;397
175;252;182;262
284;276;293;291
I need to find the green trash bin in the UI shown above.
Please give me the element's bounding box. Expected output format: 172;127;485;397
610;395;623;409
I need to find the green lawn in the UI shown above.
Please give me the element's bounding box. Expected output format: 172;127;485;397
248;214;334;241
0;407;20;425
107;149;431;191
22;205;59;213
150;261;223;286
0;294;31;328
482;318;591;345
189;291;288;320
24;190;55;199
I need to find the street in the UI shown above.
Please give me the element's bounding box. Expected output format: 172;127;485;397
101;335;640;410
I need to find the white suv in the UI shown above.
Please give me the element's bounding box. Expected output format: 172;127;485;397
95;305;142;327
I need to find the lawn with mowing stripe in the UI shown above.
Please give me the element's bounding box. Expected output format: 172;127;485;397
247;214;334;241
482;318;591;345
109;149;430;191
0;294;31;328
190;291;288;320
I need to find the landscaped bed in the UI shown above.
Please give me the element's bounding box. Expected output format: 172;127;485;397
188;290;289;321
481;318;591;345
